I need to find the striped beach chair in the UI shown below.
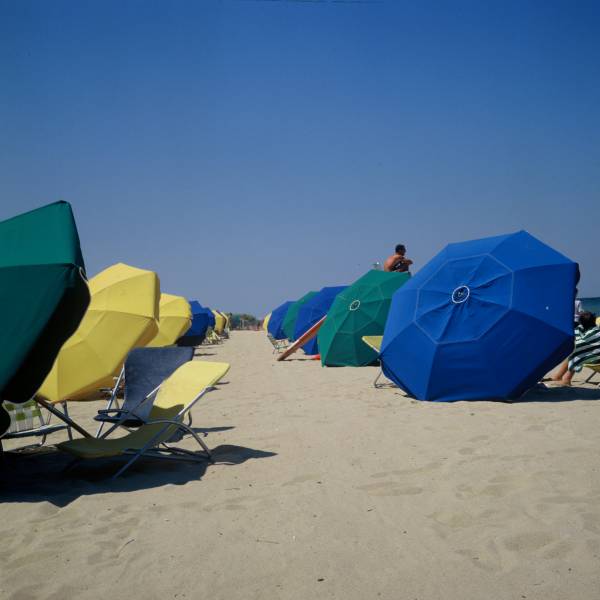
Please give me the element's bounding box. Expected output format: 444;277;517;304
1;399;70;450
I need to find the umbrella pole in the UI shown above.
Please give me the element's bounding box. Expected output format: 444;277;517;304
277;316;326;362
34;398;93;439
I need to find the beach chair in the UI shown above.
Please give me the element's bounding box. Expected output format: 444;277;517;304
267;334;288;354
583;363;600;385
0;399;70;451
57;360;230;478
361;336;392;388
94;346;194;436
203;329;222;345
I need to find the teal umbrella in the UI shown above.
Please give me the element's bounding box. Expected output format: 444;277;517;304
318;270;410;366
282;291;318;341
0;201;90;434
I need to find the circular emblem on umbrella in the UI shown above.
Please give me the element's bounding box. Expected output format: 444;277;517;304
349;299;361;311
451;285;470;304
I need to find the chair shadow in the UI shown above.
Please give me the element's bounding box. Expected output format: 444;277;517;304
0;443;277;508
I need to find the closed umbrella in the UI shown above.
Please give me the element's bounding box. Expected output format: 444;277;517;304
318;270;410;366
0;201;90;434
268;301;295;340
147;293;192;347
37;263;160;403
282;292;318;341
294;286;347;355
380;231;579;401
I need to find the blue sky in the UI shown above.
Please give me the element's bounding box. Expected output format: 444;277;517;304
1;0;599;316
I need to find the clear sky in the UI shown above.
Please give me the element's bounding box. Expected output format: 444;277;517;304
2;0;599;316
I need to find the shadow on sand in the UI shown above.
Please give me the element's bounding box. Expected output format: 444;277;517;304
390;383;600;403
0;443;277;508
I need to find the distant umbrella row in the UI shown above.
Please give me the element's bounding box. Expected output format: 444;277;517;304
264;231;579;403
0;201;229;434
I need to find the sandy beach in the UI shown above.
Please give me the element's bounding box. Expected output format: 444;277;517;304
2;331;600;600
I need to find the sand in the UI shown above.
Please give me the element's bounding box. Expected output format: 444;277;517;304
2;331;600;600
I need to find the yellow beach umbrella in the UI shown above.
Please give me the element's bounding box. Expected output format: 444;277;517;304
147;293;192;347
263;312;271;331
212;310;226;334
37;263;160;403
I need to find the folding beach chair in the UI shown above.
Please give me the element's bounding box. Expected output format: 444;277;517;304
94;346;195;436
0;399;70;452
57;360;230;478
361;335;392;388
267;334;288;354
583;363;600;386
203;329;222;345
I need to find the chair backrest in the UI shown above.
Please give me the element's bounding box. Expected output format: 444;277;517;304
122;346;194;421
151;361;230;415
2;399;45;435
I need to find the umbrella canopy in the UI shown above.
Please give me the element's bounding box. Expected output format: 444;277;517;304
282;292;318;341
267;301;295;340
147;293;192;347
380;231;579;402
263;312;272;332
318;270;411;366
37;263;160;403
178;300;210;345
0;201;90;404
212;310;226;334
294;286;347;354
205;308;216;328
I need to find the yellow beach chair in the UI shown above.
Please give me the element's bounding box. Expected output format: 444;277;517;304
57;360;230;478
584;363;600;385
361;336;391;388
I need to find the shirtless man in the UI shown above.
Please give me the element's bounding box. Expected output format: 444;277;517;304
384;244;413;273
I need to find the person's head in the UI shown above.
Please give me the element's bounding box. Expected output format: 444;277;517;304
395;244;406;256
579;311;597;331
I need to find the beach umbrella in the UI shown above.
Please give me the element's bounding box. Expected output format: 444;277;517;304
294;286;347;355
268;301;295;340
318;270;411;366
212;310;226;334
263;312;272;332
380;231;579;402
37;263;160;403
282;291;318;341
178;300;210;346
205;308;216;328
0;201;90;433
147;293;192;347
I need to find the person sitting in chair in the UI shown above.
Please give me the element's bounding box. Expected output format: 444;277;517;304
384;244;413;273
551;311;600;385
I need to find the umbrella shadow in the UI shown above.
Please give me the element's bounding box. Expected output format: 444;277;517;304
514;384;600;403
0;442;277;508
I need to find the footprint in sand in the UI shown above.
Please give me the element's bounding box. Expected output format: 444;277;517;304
503;531;555;552
356;481;423;497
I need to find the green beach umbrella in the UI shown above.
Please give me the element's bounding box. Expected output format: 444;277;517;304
0;201;90;407
282;291;318;341
318;270;410;366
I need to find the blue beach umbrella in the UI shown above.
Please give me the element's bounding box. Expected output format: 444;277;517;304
177;300;210;345
267;301;295;340
380;231;579;402
294;286;347;355
203;307;216;328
